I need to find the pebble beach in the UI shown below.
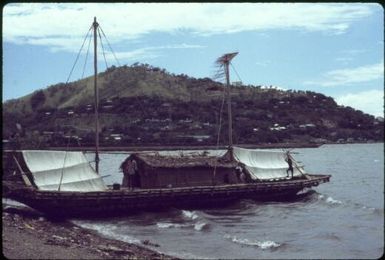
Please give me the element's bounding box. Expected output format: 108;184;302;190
2;207;176;260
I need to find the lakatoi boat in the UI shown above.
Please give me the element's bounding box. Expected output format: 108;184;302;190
3;18;330;218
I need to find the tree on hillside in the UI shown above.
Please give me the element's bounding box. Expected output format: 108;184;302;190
30;90;46;109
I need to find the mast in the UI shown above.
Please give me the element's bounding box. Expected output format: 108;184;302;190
93;17;100;174
216;52;238;159
225;59;233;151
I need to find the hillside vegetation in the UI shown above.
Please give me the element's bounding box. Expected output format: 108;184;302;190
3;63;383;148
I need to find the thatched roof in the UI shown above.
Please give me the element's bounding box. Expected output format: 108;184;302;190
129;152;237;169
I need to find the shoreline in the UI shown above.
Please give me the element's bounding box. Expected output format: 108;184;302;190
41;142;322;151
2;205;177;260
6;142;381;153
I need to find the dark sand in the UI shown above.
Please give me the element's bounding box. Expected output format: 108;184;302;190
2;207;177;259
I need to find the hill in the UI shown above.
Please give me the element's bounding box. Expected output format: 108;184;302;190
3;63;383;149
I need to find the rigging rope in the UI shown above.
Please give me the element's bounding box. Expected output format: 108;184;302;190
59;25;93;186
229;62;243;145
81;30;93;79
58;133;72;191
97;27;109;70
230;63;243;83
98;24;151;143
211;81;227;184
65;26;93;84
98;25;121;66
215;86;226;148
211;63;229;183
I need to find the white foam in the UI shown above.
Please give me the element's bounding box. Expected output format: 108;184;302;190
194;222;208;231
2;198;29;208
182;210;199;220
326;197;342;204
257;240;281;249
72;220;140;244
156;222;189;229
318;194;342;205
362;206;382;215
157;221;208;231
225;235;280;249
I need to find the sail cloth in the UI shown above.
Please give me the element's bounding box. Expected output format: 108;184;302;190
21;150;107;191
233;147;305;180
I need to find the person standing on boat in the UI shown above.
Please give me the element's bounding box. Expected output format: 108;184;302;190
120;159;129;188
285;152;294;178
128;159;138;189
236;165;246;183
120;158;138;190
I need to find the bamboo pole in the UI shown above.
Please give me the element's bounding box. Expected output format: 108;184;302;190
93;17;100;174
217;52;238;159
224;60;233;157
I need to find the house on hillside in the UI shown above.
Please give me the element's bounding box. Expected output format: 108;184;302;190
299;123;316;128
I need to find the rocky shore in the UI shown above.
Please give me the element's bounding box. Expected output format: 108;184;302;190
2;206;177;259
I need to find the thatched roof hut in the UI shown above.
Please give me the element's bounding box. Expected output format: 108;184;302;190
125;152;239;189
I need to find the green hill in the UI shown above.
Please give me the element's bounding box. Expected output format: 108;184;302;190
3;63;383;148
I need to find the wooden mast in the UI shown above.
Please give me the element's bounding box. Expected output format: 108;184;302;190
93;17;100;174
225;59;233;153
217;52;238;159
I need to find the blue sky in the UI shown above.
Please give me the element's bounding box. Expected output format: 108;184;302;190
3;3;384;117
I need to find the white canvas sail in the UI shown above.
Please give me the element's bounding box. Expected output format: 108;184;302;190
233;147;305;180
22;150;107;191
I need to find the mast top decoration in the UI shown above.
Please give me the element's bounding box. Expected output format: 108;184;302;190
216;52;238;65
93;16;99;28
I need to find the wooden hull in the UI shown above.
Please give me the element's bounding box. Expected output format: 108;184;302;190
6;174;330;218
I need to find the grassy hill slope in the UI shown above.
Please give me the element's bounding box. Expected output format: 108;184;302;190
3;63;383;148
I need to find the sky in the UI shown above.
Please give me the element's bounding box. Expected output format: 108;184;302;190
2;3;384;117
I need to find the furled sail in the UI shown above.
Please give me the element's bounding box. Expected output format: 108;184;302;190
21;150;107;191
232;147;305;180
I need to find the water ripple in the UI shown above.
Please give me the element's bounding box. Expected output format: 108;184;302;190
224;234;281;249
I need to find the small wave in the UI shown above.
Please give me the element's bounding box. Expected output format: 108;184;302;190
194;222;209;231
168;251;210;260
325;197;342;204
317;194;343;205
157;221;209;231
72;221;140;244
325;233;341;241
224;235;280;249
182;210;199;220
156;222;189;229
362;206;383;215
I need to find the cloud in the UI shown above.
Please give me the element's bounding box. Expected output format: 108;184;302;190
3;3;375;53
334;49;367;64
335;89;384;117
103;43;206;62
341;49;367;55
255;61;271;67
334;57;354;64
304;62;384;87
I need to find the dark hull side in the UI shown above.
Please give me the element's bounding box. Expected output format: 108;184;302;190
6;174;330;218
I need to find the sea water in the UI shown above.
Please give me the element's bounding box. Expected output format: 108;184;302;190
74;143;383;259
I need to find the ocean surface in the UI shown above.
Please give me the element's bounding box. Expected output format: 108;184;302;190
75;143;382;259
